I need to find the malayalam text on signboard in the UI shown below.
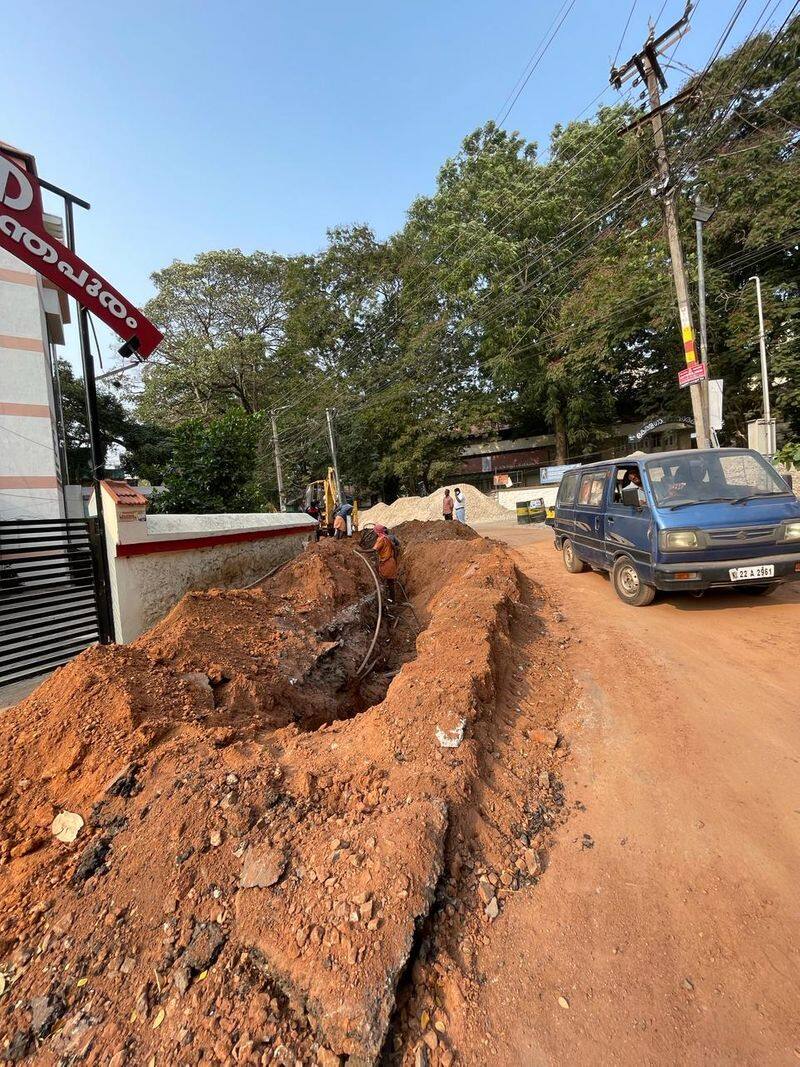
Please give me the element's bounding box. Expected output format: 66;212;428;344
0;149;163;358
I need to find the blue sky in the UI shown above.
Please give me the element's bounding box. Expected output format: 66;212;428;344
1;0;779;369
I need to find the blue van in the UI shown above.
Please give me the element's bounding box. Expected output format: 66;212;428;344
552;448;800;606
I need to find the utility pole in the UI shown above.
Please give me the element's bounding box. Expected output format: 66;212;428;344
269;409;286;512
611;5;712;449
64;198;115;643
325;407;343;504
749;275;776;453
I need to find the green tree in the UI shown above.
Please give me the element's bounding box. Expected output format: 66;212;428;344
152;409;271;514
57;359;171;482
139;250;314;423
131;15;799;495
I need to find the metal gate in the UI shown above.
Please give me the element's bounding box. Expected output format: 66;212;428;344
0;518;110;686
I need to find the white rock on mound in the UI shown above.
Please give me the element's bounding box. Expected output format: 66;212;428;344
360;483;513;526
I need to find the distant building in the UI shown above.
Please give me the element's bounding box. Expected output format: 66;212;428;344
0;143;71;520
451;419;694;493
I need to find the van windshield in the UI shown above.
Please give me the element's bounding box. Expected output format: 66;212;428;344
645;451;790;508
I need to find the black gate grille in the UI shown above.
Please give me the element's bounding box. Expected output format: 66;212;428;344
0;518;106;686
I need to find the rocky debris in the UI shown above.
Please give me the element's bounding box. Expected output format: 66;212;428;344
435;719;466;749
240;845;287;889
180;671;215;701
237;800;448;1063
51;811;84;843
6;1030;32;1061
531;727;560;749
71;835;112;885
184;922;226;973
29;993;66;1038
173;966;191;995
0;522;573;1066
105;762;141;798
316;1048;342;1067
477;876;495;905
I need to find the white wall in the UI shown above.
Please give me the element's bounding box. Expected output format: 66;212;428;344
96;487;317;642
145;512;308;535
111;532;310;641
492;484;560;511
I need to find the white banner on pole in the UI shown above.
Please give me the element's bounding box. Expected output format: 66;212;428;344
708;379;724;431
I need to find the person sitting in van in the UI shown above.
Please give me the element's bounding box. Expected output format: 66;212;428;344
620;468;647;506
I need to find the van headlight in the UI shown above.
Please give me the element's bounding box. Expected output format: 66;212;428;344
659;529;701;551
780;520;800;542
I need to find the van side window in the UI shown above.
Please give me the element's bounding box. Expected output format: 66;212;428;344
613;465;647;505
557;472;579;505
578;472;608;507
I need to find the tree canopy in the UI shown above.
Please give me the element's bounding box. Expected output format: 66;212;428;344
127;16;799;508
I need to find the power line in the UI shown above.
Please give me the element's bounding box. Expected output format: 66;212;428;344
613;0;640;67
496;0;579;126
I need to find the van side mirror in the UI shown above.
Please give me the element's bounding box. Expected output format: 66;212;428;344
621;484;642;508
784;473;793;491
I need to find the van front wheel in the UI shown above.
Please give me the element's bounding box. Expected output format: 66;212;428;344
562;539;587;574
612;557;655;606
740;583;778;596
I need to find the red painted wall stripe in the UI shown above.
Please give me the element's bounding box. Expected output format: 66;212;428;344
0;475;59;489
0;333;44;353
0;402;51;418
115;523;314;558
0;267;37;286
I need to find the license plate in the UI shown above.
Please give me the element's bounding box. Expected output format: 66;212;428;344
729;565;774;582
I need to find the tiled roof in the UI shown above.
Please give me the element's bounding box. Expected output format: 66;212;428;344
102;479;148;507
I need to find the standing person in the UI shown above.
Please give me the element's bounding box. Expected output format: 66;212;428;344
306;500;321;541
453;487;467;524
442;488;454;521
333;510;347;539
373;524;398;603
338;499;354;536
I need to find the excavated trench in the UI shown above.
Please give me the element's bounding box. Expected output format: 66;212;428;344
0;522;572;1067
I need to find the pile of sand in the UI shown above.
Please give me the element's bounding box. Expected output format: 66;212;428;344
360;483;512;527
0;523;570;1066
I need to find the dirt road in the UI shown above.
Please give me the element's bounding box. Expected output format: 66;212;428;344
467;523;800;1066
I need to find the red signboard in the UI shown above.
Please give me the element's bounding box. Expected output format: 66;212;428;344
678;361;707;388
460;447;550;475
0;149;163;358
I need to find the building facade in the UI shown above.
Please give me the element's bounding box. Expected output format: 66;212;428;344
451;420;695;494
0;146;70;520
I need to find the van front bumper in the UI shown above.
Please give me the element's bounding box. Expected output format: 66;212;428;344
654;551;800;590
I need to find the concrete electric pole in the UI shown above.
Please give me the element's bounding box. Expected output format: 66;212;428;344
325;407;343;504
611;5;712;449
269;409;286;512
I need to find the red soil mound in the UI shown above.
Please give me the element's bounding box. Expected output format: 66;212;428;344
0;522;571;1066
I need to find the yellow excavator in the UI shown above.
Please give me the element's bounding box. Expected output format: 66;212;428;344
304;467;359;537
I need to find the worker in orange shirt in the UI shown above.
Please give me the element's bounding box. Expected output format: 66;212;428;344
372;524;398;603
